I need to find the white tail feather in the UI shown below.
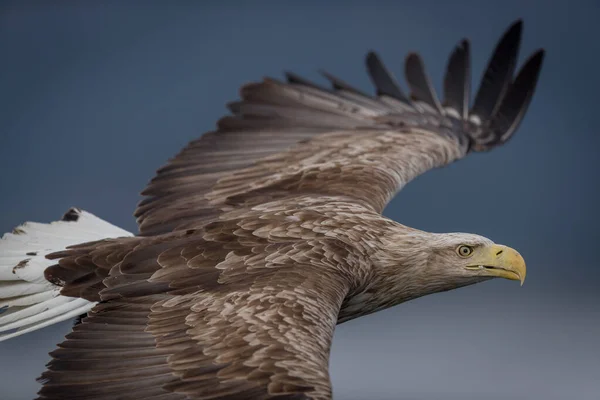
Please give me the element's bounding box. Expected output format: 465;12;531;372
0;208;133;341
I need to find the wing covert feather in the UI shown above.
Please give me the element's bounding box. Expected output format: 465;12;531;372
39;208;369;399
40;271;346;400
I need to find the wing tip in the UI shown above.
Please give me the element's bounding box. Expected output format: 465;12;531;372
291;19;542;153
365;50;380;63
466;20;544;151
365;50;411;103
404;52;421;66
487;47;546;147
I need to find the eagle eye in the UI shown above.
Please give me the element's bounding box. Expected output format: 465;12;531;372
457;245;474;257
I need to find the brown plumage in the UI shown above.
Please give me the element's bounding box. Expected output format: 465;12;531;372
0;20;543;399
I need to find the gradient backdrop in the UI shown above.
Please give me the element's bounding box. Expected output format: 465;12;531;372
1;1;598;399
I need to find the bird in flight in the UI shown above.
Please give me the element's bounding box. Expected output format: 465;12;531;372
0;20;543;400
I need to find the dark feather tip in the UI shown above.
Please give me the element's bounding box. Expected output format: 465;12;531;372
443;38;471;119
61;208;81;222
488;49;545;146
470;19;523;120
319;70;370;97
366;51;411;103
285;71;325;91
404;52;442;112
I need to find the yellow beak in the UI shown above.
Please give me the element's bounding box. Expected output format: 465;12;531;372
465;244;527;285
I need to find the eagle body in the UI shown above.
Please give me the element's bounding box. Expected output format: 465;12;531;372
0;20;542;399
41;195;489;399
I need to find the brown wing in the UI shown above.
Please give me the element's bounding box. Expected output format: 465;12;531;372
135;20;544;236
39;272;346;400
39;207;362;400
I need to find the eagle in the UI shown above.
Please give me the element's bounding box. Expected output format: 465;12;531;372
0;20;543;400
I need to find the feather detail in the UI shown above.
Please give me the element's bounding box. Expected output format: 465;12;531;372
319;70;371;97
443;39;470;120
366;51;412;104
405;52;443;113
486;49;545;147
0;208;132;341
470;19;523;123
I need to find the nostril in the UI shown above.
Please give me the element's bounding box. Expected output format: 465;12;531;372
496;250;503;256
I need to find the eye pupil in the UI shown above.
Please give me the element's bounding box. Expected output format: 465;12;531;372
458;246;472;256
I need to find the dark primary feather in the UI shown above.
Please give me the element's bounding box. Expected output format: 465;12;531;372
470;20;523;123
365;51;412;104
285;71;327;91
404;53;443;113
319;70;370;97
485;50;545;147
443;39;470;119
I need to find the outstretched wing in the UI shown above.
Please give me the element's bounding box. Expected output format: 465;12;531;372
39;216;354;400
136;20;544;236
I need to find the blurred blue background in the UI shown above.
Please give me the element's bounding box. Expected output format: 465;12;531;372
0;1;598;399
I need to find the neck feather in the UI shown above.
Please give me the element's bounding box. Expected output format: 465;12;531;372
338;225;482;323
